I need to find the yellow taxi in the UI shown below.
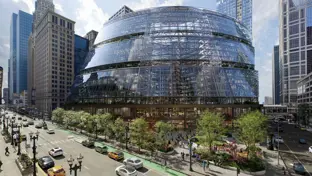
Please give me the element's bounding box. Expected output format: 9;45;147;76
47;165;66;176
108;151;124;160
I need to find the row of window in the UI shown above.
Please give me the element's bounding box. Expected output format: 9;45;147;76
52;15;73;30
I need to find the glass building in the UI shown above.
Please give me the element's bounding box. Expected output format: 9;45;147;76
9;13;17;102
66;6;258;127
16;10;33;94
217;0;252;35
74;35;89;76
272;45;280;104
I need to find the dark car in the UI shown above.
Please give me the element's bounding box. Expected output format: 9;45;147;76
95;146;108;154
35;124;42;128
18;117;22;120
28;121;34;125
38;156;55;170
23;122;28;127
82;139;95;148
299;139;307;144
293;162;306;175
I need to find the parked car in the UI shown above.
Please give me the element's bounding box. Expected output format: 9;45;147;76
274;136;284;144
18;117;22;120
115;165;137;176
293;162;306;175
22;118;27;121
309;146;312;153
28;121;34;125
38;156;55;170
299;139;307;144
35;124;43;129
82;139;95;148
95;145;108;154
47;129;55;134
123;158;143;169
23;122;28;127
108;151;124;161
49;147;63;157
47;165;66;176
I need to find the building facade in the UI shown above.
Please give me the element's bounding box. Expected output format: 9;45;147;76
272;45;280;104
9;13;17;102
33;0;54;27
66;6;258;127
279;0;312;105
74;35;89;76
27;34;35;106
16;11;33;94
264;96;273;105
34;10;75;114
216;0;253;35
298;72;312;104
0;67;2;104
84;30;98;50
3;88;9;104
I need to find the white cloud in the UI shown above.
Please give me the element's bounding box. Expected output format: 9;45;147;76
54;3;63;13
11;0;35;13
75;0;109;36
128;0;183;10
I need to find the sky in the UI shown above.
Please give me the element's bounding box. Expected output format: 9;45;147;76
0;0;279;103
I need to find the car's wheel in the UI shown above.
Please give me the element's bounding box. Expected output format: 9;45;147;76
116;171;120;176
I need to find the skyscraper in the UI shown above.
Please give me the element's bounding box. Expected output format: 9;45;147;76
9;13;17;102
279;0;311;105
74;35;89;76
16;10;33;94
216;0;252;35
272;45;280;104
33;0;55;28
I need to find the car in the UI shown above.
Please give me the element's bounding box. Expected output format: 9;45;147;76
12;116;15;120
115;165;137;176
82;139;95;148
108;151;124;161
18;117;22;120
274;136;284;144
49;147;63;157
47;129;55;134
23;122;28;127
299;139;307;144
22;118;27;121
293;162;306;175
309;146;312;153
12;123;17;128
123;158;143;169
95;145;108;154
38;156;55;170
47;165;66;176
35;124;43;128
28;121;34;125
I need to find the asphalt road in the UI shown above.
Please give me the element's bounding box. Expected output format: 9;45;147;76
7;112;164;176
269;120;312;176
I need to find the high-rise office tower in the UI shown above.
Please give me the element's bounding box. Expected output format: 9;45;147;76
33;0;55;27
9;13;17;102
34;10;75;114
272;45;280;104
3;88;9;104
279;0;312;105
84;30;98;50
16;11;33;94
216;0;252;35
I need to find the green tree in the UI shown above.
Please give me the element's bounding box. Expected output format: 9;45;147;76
52;108;65;124
196;111;225;152
236;110;267;159
112;118;127;146
154;121;173;150
63;110;76;128
98;113;115;140
77;111;90;133
130;118;150;152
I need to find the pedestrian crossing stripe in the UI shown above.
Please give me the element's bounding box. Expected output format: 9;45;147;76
38;139;74;146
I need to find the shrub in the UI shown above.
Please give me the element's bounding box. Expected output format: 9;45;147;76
239;157;265;172
18;154;32;168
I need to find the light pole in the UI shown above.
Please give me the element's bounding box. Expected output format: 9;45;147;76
277;118;280;165
188;136;198;171
29;130;40;176
11;119;15;145
125;121;129;149
2;114;5;130
67;154;83;176
6;116;9;133
17;123;22;155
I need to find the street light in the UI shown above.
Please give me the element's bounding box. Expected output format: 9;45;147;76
17;123;22;155
11;119;15;145
67;153;84;176
125;121;130;149
6;116;9;132
29;130;40;176
188;136;198;171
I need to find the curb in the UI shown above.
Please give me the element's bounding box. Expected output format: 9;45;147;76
36;163;47;176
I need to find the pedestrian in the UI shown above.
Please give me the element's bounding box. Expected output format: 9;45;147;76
182;152;185;160
207;160;209;170
282;166;286;175
0;159;2;170
237;167;240;176
5;147;9;156
202;160;207;172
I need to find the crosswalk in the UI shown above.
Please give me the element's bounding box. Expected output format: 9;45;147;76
37;138;75;146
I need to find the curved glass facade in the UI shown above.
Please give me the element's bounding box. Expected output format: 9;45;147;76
67;6;258;107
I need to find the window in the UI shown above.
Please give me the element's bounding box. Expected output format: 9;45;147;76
290;38;299;48
301;23;305;32
52;15;58;24
284;42;287;51
289;11;299;22
67;22;72;30
284;55;288;64
301;51;306;60
290;66;300;75
290;24;299;35
302;65;306;74
290;52;299;62
301;9;305;18
284;68;288;77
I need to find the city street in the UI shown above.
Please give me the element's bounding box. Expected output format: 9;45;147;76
270;121;312;175
1;112;168;176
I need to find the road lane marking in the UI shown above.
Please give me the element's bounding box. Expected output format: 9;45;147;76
84;166;90;170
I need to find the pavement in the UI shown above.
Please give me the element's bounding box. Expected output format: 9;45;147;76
0;111;169;176
268;120;312;176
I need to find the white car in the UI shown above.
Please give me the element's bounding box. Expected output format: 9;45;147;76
115;165;137;176
49;147;63;157
47;129;55;134
309;146;312;153
274;136;284;144
123;158;143;169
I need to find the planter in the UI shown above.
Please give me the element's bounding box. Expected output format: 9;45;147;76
3;136;10;143
15;158;33;176
157;149;175;155
242;170;266;176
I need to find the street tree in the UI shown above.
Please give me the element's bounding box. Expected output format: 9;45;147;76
154;121;173;150
130;117;150;152
98;113;115;140
236;110;267;159
196;110;225;152
52;108;65;124
77;111;90;133
112;118;126;146
63;110;76;128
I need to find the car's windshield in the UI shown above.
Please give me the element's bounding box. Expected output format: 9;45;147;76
125;166;135;172
135;159;141;163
